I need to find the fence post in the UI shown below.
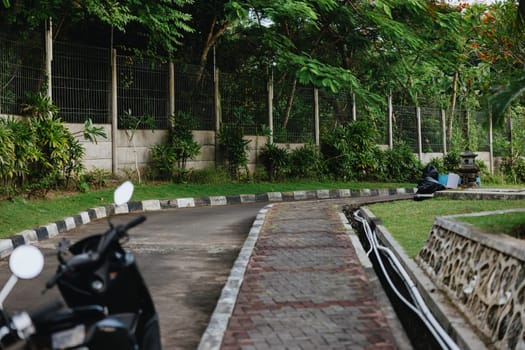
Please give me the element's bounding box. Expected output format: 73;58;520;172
387;93;393;149
214;67;220;166
352;91;357;122
214;67;220;132
267;71;274;144
416;106;422;161
489;112;494;174
111;49;118;174
441;109;447;154
314;88;319;146
169;62;175;117
45;18;53;99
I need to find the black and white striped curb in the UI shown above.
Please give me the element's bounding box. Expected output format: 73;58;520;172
0;187;416;259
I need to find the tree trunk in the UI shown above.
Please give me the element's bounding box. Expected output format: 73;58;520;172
195;18;230;85
448;70;459;144
282;79;297;129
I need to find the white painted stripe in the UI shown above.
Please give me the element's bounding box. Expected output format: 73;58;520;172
209;196;227;206
176;198;195;208
142;200;161;211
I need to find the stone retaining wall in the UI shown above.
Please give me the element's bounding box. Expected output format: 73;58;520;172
416;209;525;350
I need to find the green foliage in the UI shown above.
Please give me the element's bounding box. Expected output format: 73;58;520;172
218;124;251;179
151;144;177;180
0;93;86;196
259;143;290;181
289;144;326;179
381;144;422;182
119;110;156;130
443;151;460;172
428;157;445;174
150;112;201;182
81;118;107;144
500;157;525;184
0;120;15;182
29;115;85;189
188;166;231;184
120;110;156;183
1;0;193;56
427;151;460;175
20;93;58;120
321;121;380;180
4;118;40;181
169;112;201;170
476;158;490;178
291;54;358;93
80;167;112;190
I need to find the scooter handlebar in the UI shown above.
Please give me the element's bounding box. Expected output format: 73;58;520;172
46;215;146;290
122;215;146;232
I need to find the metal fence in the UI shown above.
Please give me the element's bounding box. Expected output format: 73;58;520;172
220;69;267;136
0;35;499;150
117;55;169;129
0;37;45;115
175;64;215;130
53;41;111;124
273;86;314;143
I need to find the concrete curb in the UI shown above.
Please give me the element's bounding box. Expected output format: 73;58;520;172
436;188;525;200
197;204;273;350
358;207;487;350
1;187;416;258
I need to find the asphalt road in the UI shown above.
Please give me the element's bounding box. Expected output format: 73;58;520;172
0;203;266;350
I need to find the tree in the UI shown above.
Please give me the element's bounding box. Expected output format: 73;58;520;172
180;0;247;81
0;0;193;57
464;1;525;127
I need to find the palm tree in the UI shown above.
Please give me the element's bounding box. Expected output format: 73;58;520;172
489;0;525;126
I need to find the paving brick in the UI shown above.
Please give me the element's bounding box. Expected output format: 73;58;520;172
219;201;407;350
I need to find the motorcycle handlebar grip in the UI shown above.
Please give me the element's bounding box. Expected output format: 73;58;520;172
30;300;64;324
123;215;146;231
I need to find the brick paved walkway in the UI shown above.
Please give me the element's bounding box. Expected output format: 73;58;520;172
220;201;410;350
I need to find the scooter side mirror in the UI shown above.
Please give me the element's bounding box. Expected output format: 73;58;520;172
9;245;44;280
114;181;134;206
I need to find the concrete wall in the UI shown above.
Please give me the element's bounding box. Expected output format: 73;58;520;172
1;120;493;176
417;211;525;349
67;123;496;176
69;123;312;175
420;151;491;169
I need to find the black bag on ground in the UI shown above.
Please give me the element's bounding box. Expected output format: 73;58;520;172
416;164;445;195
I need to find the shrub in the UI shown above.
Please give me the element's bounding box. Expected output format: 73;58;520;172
150;112;201;182
151;143;177;180
443;151;460;172
30;115;85;188
500;157;525;184
289;143;326;179
168;112;200;170
218;124;251;179
80;168;113;190
381;144;422;182
428;157;445;174
321;121;380;180
259;143;290;181
189;166;230;184
0;119;15;183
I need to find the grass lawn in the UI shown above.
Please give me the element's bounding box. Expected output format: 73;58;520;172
0;180;414;239
458;211;525;239
3;180;524;255
367;198;525;258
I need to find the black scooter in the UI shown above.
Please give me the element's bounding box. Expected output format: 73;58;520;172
0;181;161;350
